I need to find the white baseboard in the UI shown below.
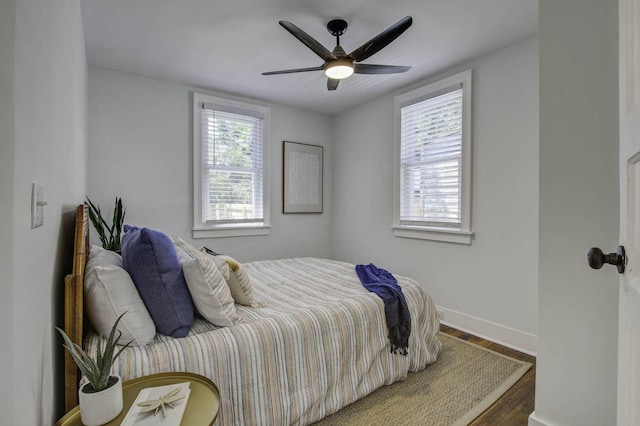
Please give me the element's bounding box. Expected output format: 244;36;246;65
528;411;550;426
437;306;537;356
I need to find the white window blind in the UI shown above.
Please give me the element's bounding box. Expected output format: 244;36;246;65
201;105;264;225
400;86;463;228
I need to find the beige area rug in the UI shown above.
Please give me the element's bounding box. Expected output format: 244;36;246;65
313;333;532;426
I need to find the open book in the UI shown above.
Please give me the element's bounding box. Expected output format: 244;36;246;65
120;382;191;426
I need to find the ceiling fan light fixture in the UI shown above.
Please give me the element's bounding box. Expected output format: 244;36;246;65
324;60;354;79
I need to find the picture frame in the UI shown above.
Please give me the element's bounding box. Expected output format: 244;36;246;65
283;141;323;213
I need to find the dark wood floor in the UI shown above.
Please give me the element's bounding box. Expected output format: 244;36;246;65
439;324;536;426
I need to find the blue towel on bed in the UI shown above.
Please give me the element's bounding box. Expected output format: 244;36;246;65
355;263;411;356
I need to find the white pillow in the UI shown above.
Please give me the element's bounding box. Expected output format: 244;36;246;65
84;245;156;345
172;236;240;327
87;243;121;267
209;254;231;282
213;254;261;307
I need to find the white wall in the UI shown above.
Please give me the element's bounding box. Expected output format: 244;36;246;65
1;0;88;424
0;0;16;422
331;37;539;352
532;0;619;425
87;67;333;262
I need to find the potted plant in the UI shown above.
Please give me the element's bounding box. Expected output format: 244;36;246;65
56;313;132;426
85;196;126;253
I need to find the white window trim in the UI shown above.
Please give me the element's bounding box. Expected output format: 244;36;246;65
392;69;473;244
192;92;271;238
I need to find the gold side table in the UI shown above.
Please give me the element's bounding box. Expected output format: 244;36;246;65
56;372;220;426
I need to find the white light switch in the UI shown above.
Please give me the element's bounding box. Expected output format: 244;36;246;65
31;182;45;229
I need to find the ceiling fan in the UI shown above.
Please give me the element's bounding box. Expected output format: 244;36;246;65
262;16;413;91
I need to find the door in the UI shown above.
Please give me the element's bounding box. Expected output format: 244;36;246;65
618;0;640;423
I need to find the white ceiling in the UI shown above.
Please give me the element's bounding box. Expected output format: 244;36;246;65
80;0;538;116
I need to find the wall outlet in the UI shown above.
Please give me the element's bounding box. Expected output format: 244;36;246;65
436;309;444;320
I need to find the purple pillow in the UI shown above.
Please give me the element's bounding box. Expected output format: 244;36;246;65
121;225;193;337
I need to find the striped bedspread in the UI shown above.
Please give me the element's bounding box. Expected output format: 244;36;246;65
84;257;441;425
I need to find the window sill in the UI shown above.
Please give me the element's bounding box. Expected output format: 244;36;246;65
193;225;270;239
392;226;474;245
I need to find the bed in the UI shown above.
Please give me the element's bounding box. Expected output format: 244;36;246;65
62;205;441;425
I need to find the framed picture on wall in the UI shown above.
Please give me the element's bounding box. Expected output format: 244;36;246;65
283;141;323;213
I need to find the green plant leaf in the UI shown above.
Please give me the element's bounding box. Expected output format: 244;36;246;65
85;196;126;252
56;311;133;391
111;197;125;252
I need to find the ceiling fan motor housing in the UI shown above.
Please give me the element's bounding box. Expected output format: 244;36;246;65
327;19;348;37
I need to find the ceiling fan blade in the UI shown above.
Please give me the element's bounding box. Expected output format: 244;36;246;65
279;21;336;61
348;16;413;63
262;66;324;75
354;64;411;74
327;78;339;91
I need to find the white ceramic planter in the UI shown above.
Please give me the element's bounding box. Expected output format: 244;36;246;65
78;375;123;426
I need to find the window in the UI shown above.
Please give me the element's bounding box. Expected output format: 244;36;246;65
393;70;473;244
193;92;270;238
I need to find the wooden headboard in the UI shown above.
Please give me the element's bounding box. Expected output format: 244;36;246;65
63;204;89;412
